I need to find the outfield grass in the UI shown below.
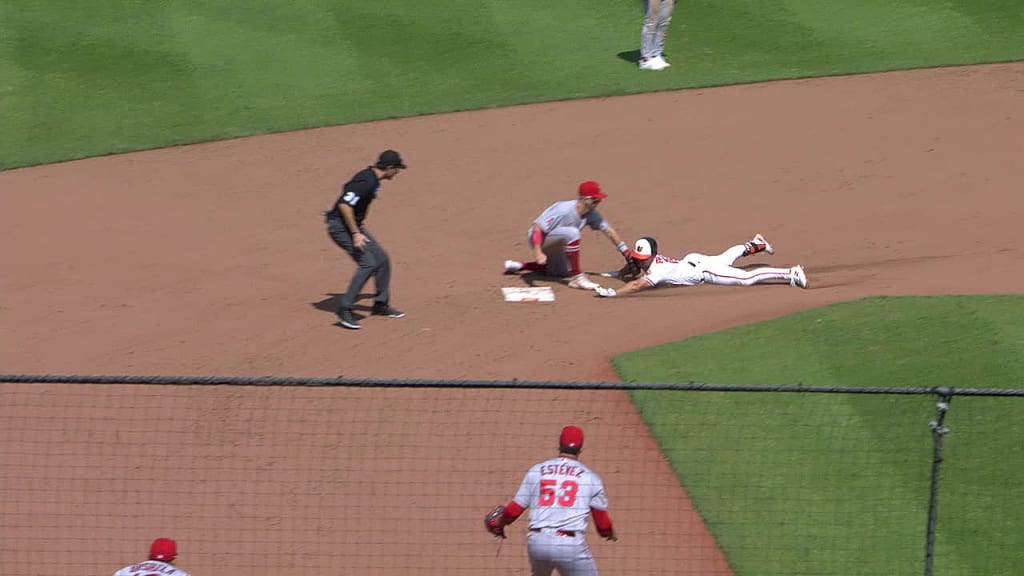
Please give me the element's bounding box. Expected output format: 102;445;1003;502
2;0;1022;169
617;296;1024;576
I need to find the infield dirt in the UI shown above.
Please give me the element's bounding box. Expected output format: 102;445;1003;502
2;62;1021;575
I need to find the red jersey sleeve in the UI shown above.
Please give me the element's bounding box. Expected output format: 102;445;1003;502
591;508;614;538
502;501;525;524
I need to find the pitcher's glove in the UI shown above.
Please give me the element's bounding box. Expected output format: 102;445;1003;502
485;504;508;538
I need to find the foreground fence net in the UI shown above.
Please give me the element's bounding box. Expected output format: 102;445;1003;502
1;376;1020;576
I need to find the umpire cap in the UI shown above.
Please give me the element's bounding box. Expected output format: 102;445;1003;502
375;149;407;169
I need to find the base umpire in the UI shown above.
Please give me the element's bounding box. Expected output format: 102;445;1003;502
325;149;408;330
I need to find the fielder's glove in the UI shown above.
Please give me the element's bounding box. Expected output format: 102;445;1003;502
595;286;618;298
620;256;641;281
485;504;508;539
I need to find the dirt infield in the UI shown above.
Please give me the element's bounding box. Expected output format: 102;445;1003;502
1;62;1021;575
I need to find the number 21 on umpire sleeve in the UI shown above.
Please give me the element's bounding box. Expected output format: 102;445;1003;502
538;479;579;506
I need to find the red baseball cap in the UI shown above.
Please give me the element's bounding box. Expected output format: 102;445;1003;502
559;425;584;452
149;538;177;562
578;181;607;199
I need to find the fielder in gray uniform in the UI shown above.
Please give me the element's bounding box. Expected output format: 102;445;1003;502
113;538;190;576
503;181;632;291
486;426;617;576
639;0;676;71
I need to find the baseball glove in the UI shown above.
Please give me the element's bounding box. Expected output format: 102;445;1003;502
484;504;508;539
619;256;641;281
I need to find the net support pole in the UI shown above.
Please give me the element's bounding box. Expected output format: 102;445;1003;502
924;388;952;576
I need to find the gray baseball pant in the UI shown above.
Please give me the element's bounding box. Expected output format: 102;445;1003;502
531;226;582;277
527;532;599;576
641;0;675;59
326;218;392;311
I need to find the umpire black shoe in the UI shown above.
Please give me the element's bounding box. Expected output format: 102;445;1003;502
337;309;361;330
371;304;405;318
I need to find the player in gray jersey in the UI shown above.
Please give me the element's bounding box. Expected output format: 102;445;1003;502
113;538;190;576
639;0;676;71
486;426;617;575
503;181;632;291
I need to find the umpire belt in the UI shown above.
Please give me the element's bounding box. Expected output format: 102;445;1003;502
530;528;576;537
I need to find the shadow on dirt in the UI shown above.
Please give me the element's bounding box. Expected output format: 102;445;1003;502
311;293;379;315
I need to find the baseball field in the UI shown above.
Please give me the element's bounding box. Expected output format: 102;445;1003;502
1;1;1023;575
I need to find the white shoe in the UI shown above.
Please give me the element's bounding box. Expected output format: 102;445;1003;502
789;265;808;288
504;260;523;274
653;55;671;68
568;273;601;290
752;233;775;255
638;56;668;71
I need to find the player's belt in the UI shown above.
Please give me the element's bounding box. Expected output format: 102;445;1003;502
530;528;576;537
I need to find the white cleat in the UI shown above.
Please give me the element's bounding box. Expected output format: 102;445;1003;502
638;56;669;71
752;233;775;255
504;260;523;274
568;273;601;290
789;265;808;289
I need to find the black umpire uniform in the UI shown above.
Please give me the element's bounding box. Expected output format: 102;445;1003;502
326;150;407;330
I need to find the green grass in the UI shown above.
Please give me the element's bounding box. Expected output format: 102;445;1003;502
2;0;1022;169
617;295;1024;576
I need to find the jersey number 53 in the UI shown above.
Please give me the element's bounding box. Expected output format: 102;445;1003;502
538;479;578;506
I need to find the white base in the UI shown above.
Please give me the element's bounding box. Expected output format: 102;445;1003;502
502;287;556;302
